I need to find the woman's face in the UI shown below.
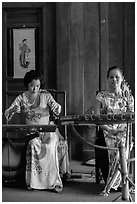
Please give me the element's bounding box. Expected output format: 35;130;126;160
28;79;41;94
108;69;123;90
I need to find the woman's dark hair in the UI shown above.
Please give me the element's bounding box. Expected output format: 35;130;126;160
107;66;124;78
24;70;43;89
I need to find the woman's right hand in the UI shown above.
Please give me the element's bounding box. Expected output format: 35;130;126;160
101;125;116;135
101;124;126;135
10;105;20;114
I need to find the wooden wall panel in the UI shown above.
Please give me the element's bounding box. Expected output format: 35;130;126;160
83;3;99;161
6;8;40;24
99;3;108;91
56;2;100;160
84;2;99;113
69;3;84;114
56;3;70;109
108;2;124;68
69;3;85;159
42;3;56;89
57;3;100;115
108;2;135;96
2;8;7;122
124;3;135;96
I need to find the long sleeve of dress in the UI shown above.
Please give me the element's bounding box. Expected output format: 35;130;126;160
46;92;61;115
4;95;22;121
96;91;108;114
127;95;134;112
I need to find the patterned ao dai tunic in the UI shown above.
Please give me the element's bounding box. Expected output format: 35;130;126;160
5;90;70;190
96;91;134;192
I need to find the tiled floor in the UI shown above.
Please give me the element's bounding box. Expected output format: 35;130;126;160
2;160;135;202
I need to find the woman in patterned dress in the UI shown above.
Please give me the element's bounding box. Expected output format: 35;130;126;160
5;70;70;192
96;66;134;196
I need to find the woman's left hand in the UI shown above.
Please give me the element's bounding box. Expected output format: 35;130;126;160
116;129;126;134
51;104;61;115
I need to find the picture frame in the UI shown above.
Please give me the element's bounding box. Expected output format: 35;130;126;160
8;28;36;78
13;28;36;78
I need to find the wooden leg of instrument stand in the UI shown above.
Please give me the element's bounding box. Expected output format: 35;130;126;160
112;176;134;202
69;171;82;179
3;138;16;184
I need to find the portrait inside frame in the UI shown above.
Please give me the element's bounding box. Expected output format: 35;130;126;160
13;28;36;78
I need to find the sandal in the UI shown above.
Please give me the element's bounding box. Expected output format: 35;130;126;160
27;186;32;191
130;187;135;194
53;185;63;193
27;186;40;191
99;190;109;196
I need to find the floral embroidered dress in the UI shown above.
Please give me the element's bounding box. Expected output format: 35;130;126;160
5;90;70;190
96;91;134;193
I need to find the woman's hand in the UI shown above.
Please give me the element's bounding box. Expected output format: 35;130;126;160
51;104;61;115
101;125;116;135
100;125;126;135
10;105;20;114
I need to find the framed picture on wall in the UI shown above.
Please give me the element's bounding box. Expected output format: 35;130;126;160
12;28;36;78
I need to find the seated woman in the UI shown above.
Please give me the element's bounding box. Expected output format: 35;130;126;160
96;66;134;196
5;70;70;192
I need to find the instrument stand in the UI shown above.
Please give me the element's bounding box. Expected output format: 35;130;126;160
68;174;82;180
112;177;135;202
62;170;82;183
